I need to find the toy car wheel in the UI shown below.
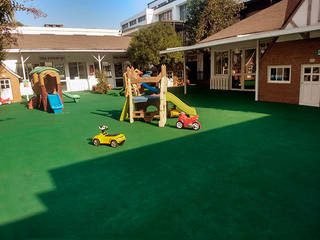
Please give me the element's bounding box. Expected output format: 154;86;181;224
176;121;183;129
192;122;201;131
93;139;100;146
110;140;119;148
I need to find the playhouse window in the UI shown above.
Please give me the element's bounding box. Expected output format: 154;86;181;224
0;79;10;89
177;70;183;79
268;66;291;83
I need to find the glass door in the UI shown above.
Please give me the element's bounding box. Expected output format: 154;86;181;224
231;49;256;90
114;63;124;88
231;50;242;89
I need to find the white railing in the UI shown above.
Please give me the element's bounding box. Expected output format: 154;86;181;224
211;76;229;90
148;0;176;9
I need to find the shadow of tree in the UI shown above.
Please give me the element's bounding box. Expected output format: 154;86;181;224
1;114;320;240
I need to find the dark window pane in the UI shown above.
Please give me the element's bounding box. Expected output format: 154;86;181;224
313;67;319;74
312;75;319;82
69;62;78;79
270;68;276;80
304;67;311;74
283;68;290;81
78;63;87;79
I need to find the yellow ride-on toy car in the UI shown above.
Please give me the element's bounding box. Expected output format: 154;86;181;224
92;125;126;148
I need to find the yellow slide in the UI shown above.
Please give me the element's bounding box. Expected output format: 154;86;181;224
166;92;197;117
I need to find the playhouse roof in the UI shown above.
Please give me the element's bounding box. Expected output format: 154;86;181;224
30;67;60;75
200;0;302;43
0;62;22;79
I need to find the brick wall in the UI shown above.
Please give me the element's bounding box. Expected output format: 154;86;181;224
259;38;320;104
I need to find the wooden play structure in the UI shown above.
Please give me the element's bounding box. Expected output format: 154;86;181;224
120;65;197;127
28;67;64;112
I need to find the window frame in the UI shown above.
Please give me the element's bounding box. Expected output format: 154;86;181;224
158;10;173;21
267;65;292;84
301;64;320;83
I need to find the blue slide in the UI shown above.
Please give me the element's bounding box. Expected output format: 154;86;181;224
47;94;64;114
141;82;159;94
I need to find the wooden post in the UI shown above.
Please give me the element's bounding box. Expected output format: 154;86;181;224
255;40;260;101
127;67;134;123
159;65;168;127
183;52;187;95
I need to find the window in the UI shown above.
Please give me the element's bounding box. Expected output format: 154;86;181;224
268;66;291;83
130;19;137;26
122;23;128;30
0;79;10;89
53;63;66;80
179;4;187;21
303;66;320;82
138;15;146;23
215;51;228;75
68;62;87;80
177;70;183;79
167;71;173;79
159;10;172;21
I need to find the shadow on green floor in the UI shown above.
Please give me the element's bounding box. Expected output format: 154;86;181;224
1;111;320;240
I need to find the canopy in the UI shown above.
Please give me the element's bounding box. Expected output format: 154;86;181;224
30;67;60;75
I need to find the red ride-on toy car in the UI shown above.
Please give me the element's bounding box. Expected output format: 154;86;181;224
0;97;12;105
176;112;201;131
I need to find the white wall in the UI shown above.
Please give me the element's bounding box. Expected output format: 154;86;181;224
285;0;320;29
6;52;127;95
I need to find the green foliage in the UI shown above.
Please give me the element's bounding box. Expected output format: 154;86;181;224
185;0;244;44
185;0;207;45
127;22;183;69
0;0;46;61
196;0;244;42
94;70;111;94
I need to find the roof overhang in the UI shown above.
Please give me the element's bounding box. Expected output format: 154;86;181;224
160;25;320;54
5;49;127;53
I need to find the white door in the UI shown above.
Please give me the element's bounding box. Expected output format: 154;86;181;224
300;65;320;107
212;51;229;90
0;79;13;100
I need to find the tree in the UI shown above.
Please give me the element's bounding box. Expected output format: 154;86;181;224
196;0;244;42
0;0;46;61
127;22;183;70
185;0;244;44
185;0;207;45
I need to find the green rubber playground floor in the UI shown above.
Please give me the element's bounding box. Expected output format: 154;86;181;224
0;87;320;240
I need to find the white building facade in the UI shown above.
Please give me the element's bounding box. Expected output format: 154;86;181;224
121;0;188;34
4;27;131;96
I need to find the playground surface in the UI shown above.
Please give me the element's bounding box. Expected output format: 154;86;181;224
0;87;320;240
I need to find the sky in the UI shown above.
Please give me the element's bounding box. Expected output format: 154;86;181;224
15;0;151;29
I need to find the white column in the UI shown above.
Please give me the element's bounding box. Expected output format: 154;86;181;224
255;40;260;101
20;55;30;101
210;48;215;90
183;52;187;95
